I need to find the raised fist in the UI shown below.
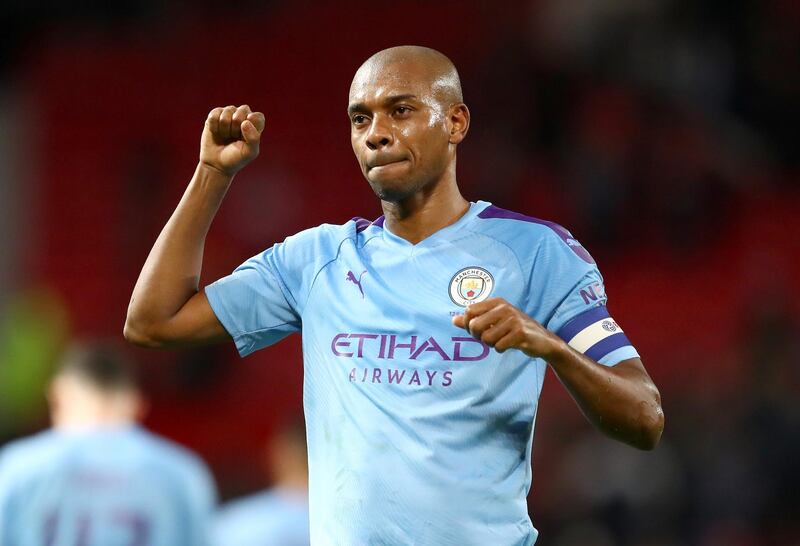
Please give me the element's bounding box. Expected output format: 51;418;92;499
200;105;265;177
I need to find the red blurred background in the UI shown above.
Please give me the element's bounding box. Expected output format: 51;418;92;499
1;1;798;544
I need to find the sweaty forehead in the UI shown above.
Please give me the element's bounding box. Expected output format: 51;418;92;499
350;60;433;101
348;55;461;108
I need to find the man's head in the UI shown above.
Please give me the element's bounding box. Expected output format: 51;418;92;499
49;342;144;430
348;46;470;202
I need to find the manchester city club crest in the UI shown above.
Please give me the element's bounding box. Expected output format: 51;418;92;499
449;267;494;307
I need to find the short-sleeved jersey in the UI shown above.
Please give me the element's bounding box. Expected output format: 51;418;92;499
206;201;638;545
214;487;309;546
0;426;216;546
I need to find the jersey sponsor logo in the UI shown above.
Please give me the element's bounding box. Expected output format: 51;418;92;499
332;334;490;389
331;333;489;362
345;269;367;298
449;267;494;307
331;333;490;388
348;367;454;387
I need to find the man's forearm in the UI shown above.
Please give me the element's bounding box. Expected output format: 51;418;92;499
546;340;664;450
124;163;232;339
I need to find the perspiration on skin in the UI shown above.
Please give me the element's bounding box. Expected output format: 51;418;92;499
350;46;464;110
347;46;469;204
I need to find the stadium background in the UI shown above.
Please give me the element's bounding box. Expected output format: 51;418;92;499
0;1;798;544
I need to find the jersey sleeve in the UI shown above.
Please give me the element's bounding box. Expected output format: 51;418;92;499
205;226;328;357
526;228;639;366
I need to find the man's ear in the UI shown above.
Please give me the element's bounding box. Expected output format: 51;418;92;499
448;103;470;144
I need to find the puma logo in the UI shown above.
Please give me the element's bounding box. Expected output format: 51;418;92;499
346;270;367;298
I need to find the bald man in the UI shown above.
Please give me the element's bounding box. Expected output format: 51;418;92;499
125;46;663;545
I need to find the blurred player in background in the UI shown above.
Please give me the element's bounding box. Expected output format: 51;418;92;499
0;342;216;546
125;46;664;544
215;417;309;546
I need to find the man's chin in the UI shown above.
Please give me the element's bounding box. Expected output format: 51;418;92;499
367;177;416;203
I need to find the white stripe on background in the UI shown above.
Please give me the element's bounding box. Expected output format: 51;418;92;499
567;318;624;353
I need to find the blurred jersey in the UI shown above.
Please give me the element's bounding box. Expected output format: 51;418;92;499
0;425;216;546
214;487;309;546
206;201;638;545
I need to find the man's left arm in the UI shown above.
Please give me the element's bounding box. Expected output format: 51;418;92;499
453;299;664;450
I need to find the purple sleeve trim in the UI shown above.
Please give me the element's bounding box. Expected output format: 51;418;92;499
477;205;595;264
585;332;632;362
477;205;543;223
556;305;610;341
351;217;372;233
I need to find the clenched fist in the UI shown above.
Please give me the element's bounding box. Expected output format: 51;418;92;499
452;297;564;359
200;105;265;177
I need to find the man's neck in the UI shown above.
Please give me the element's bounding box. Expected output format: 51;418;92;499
381;177;469;245
55;418;135;432
52;397;139;431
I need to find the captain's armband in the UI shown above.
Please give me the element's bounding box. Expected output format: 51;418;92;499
556;305;633;362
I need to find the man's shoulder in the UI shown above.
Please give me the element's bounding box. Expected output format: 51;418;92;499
0;430;61;482
474;203;574;242
275;215;383;251
471;203;596;266
114;428;215;502
127;428;209;477
291;215;383;243
0;430;60;462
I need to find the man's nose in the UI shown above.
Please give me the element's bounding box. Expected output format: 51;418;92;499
366;115;393;150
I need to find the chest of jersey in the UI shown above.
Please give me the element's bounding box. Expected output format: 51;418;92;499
303;232;528;376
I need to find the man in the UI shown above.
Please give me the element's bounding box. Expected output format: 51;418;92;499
214;418;309;546
125;45;664;545
0;343;216;546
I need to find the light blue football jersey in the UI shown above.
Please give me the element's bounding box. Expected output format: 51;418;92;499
206;201;638;545
0;425;216;546
214;487;309;546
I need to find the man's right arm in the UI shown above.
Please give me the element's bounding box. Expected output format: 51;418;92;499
124;105;265;348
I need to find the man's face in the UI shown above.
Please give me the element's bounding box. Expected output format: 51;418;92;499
348;60;453;202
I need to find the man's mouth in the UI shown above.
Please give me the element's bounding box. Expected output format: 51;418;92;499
368;158;406;170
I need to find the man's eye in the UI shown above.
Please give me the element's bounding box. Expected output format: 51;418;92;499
352;115;367;124
395;106;411;115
